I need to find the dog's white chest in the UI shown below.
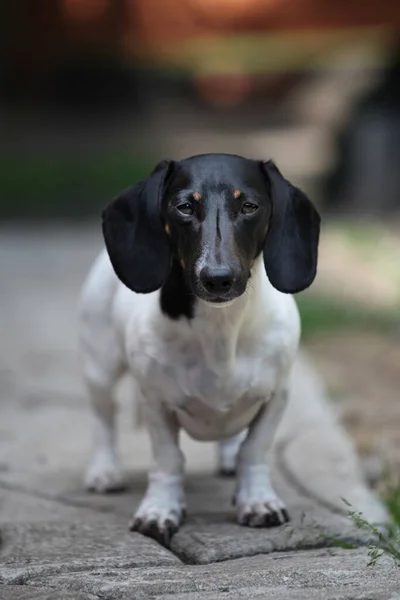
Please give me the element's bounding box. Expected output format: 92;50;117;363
122;277;299;442
127;317;283;441
174;392;264;441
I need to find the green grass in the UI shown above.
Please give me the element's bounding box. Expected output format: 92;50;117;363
0;152;156;219
297;294;398;340
343;495;400;567
383;479;400;529
323;478;400;566
340;222;384;249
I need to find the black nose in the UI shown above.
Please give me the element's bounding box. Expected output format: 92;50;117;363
200;266;234;295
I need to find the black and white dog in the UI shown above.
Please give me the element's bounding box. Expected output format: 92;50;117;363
79;153;320;546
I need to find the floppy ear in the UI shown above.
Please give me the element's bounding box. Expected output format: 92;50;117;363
261;160;320;294
102;160;173;293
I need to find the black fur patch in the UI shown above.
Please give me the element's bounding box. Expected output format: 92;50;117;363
160;260;196;320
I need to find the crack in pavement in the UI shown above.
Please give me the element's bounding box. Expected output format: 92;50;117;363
0;480;118;515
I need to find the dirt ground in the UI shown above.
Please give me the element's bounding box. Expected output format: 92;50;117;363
306;330;400;488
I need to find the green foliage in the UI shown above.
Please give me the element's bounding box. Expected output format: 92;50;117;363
0;152;155;219
297;294;397;340
383;479;400;529
342;498;400;567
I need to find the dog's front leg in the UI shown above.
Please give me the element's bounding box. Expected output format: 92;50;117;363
130;400;185;547
234;387;289;527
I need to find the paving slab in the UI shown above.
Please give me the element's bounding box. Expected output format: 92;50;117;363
2;549;400;599
0;518;180;572
0;489;180;585
0;586;93;600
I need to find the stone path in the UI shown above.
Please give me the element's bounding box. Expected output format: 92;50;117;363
0;227;397;599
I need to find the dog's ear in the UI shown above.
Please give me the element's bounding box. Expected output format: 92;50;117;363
102;160;173;293
261;160;320;294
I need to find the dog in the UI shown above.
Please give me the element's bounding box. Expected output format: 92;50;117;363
79;153;320;547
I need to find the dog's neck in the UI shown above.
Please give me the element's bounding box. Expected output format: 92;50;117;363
160;256;269;372
195;258;266;368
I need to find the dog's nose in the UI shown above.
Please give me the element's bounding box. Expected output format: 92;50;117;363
200;266;234;295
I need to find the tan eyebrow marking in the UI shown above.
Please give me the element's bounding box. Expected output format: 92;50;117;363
192;192;201;201
180;259;186;269
233;189;241;199
165;224;170;235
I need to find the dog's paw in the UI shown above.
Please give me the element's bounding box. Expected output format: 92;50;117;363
130;506;185;548
234;464;289;527
236;496;289;527
130;476;186;547
84;452;125;493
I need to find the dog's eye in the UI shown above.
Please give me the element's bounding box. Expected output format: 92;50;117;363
241;202;259;215
176;203;194;216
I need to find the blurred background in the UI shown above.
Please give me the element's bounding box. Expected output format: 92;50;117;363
1;0;400;517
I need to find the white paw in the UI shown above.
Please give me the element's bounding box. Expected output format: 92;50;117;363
234;464;289;527
130;473;186;547
84;452;125;493
217;430;247;477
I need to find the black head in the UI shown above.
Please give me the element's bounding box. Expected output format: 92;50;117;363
102;154;320;317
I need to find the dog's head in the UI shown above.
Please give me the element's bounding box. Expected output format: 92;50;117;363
102;154;320;306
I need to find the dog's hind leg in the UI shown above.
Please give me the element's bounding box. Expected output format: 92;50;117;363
83;377;126;493
217;430;247;476
79;253;126;493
